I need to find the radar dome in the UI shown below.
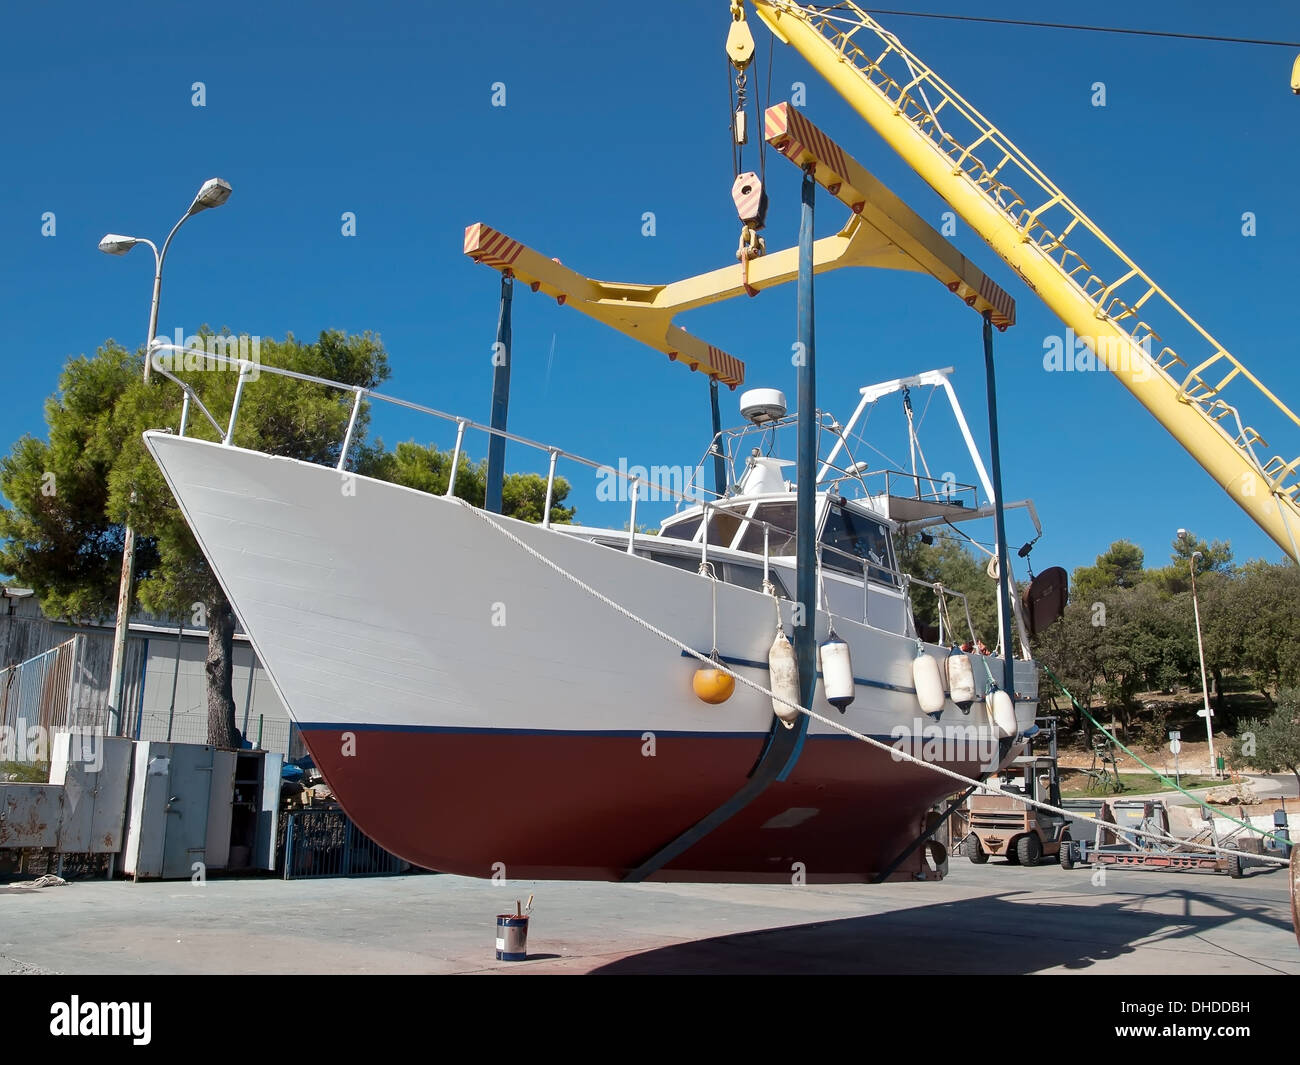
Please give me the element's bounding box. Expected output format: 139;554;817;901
739;388;787;425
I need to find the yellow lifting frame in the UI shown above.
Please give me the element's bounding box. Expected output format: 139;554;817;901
763;102;1015;329
465;115;1014;389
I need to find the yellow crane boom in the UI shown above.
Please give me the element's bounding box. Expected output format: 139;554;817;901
750;0;1300;561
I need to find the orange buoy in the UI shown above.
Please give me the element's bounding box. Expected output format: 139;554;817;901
693;661;736;704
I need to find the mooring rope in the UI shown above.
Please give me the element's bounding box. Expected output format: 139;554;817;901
456;500;1288;867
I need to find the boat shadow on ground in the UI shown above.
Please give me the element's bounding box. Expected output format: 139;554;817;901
588;886;1292;974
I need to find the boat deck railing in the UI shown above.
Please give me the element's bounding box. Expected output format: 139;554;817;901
691;414;979;510
147;344;983;646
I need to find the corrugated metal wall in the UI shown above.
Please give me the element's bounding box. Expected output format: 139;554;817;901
1;596;297;762
0;593;55;670
0;632;299;760
0;635;146;751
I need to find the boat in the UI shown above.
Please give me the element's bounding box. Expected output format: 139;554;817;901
143;355;1051;884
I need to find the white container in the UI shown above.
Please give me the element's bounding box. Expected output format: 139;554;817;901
947;653;976;709
913;653;946;715
768;630;802;728
989;690;1017;739
821;637;855;711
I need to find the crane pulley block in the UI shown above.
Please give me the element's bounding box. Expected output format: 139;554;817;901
732;172;768;229
726;1;755;70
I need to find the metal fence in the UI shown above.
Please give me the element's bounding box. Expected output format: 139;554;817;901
0;635;144;757
0;633;296;762
137;712;294;757
279;808;408;879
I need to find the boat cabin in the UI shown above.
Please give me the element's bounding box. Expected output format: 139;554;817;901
658;494;897;588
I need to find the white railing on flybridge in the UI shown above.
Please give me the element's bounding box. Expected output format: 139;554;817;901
146;344;981;642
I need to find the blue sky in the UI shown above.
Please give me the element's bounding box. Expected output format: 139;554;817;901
2;0;1297;577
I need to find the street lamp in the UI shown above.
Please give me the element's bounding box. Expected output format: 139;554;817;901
99;177;232;383
98;178;232;734
1178;530;1218;778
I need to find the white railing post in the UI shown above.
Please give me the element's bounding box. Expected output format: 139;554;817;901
337;388;366;472
446;419;467;498
863;560;870;624
179;393;191;438
541;448;560;528
763;525;771;591
224;361;250;445
626;478;639;553
699;503;709;573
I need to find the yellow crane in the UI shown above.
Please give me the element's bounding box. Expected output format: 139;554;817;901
746;0;1300;562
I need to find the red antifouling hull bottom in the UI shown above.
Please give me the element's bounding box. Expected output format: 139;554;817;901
301;726;976;884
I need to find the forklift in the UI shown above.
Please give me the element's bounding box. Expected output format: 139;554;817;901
964;717;1072;867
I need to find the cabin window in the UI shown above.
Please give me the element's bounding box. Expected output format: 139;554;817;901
640;547;790;597
648;551;700;573
725;562;789;598
734;502;797;556
703;509;745;549
660;516;702;541
821;505;895;583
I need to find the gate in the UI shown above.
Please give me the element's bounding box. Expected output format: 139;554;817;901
280;808;407;879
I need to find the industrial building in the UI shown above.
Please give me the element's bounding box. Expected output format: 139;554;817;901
1;584;296;761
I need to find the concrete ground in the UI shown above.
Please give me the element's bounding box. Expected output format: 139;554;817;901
2;857;1295;975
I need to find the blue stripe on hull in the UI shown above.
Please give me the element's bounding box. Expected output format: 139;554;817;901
296;721;903;742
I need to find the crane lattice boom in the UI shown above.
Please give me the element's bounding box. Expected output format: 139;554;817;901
752;0;1300;561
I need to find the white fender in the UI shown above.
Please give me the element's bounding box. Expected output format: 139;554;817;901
820;636;855;712
989;689;1017;738
768;630;802;729
912;652;946;716
947;652;976;709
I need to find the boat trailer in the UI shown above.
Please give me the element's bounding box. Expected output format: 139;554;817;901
1062;801;1292;878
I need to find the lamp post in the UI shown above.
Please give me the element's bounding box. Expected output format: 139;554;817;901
98;178;232;734
1178;530;1217;778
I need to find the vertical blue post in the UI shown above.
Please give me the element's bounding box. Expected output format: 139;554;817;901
133;637;148;739
982;312;1015;697
795;170;817;713
485;273;514;514
709;379;726;497
283;814;294;880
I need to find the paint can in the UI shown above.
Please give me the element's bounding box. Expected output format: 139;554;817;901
495;914;529;961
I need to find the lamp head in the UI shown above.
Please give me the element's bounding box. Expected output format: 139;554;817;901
98;233;141;256
189;178;232;214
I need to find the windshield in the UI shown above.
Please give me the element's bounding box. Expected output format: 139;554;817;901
734;502;797;556
821;505;895;583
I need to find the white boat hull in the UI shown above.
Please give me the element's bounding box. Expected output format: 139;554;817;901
144;431;1037;882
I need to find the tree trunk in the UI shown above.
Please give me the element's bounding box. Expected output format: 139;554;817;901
206;595;240;749
1210;665;1225;712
